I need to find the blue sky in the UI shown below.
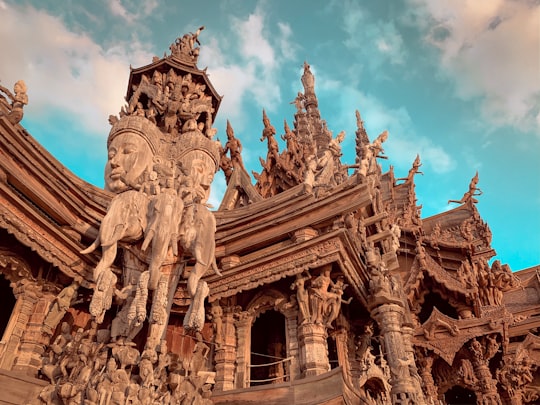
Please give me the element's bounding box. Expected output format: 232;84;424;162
1;0;539;271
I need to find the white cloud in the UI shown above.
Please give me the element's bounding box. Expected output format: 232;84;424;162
234;13;276;70
199;7;296;130
0;3;153;135
342;5;406;69
410;0;540;133
108;0;134;23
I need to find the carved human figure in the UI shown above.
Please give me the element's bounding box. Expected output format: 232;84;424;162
290;92;305;113
0;79;28;124
291;272;311;324
208;303;224;347
218;143;233;182
139;348;157;388
301;61;315;96
179;150;221;299
224;120;244;169
82;115;159;280
396;154;423;184
82;116;161;324
304;153;317;193
325;275;352;327
315;131;345;187
43;281;80;334
359;130;388;177
261;110;280;167
104;116;158;194
390;224;401;253
190;338;210;377
369;261;392;296
282;120;301;166
448;171;482;205
356;323;374;362
309;266;333;325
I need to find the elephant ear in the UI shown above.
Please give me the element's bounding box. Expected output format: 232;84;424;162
100;191;149;246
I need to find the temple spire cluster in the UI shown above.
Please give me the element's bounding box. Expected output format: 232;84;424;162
0;27;537;405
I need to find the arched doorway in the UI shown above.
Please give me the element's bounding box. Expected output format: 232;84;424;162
363;377;388;404
445;385;477;404
0;274;16;340
250;310;287;386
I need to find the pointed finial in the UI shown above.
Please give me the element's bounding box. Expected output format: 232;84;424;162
284;119;291;133
355;110;364;130
226;119;233;138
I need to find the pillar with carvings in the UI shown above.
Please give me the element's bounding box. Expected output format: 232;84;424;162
468;337;501;405
402;324;424;397
416;349;439;405
330;324;353;384
234;311;253;388
367;255;426;405
214;305;237;391
370;303;423;404
11;279;51;375
281;305;300;381
298;323;330;377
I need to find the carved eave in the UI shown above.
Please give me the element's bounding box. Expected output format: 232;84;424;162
0;116;111;286
413;307;510;364
218;167;263;211
502;265;540;337
422;253;474;296
213;176;369;254
127;57;222;123
205;228;369;306
204;179;377;306
423;203;494;257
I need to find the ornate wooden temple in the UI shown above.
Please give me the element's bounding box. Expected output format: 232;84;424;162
0;31;538;405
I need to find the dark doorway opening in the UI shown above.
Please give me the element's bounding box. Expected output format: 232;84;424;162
418;291;459;324
445;385;477;404
250;310;286;386
0;274;16;340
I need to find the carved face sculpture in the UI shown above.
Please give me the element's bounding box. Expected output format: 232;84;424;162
105;131;154;193
182;151;216;203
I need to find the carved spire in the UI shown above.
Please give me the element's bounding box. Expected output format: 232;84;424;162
355;110;369;168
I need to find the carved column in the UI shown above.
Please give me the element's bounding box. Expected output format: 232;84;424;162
416;350;438;405
11;280;50;376
234;311;253;388
370;304;424;405
0;286;26;370
469;338;501;405
282;306;300;381
214;306;237;391
298;323;329;377
402;325;424;397
331;326;352;384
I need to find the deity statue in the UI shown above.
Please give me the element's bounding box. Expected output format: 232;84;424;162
0;79;28;124
448;171;482;205
82;88;221;347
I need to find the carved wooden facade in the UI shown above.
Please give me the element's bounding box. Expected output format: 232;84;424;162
0;32;538;405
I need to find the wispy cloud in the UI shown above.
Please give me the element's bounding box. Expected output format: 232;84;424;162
341;3;406;73
0;3;153;136
409;0;540;133
199;6;296;131
106;0;159;24
315;73;455;175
